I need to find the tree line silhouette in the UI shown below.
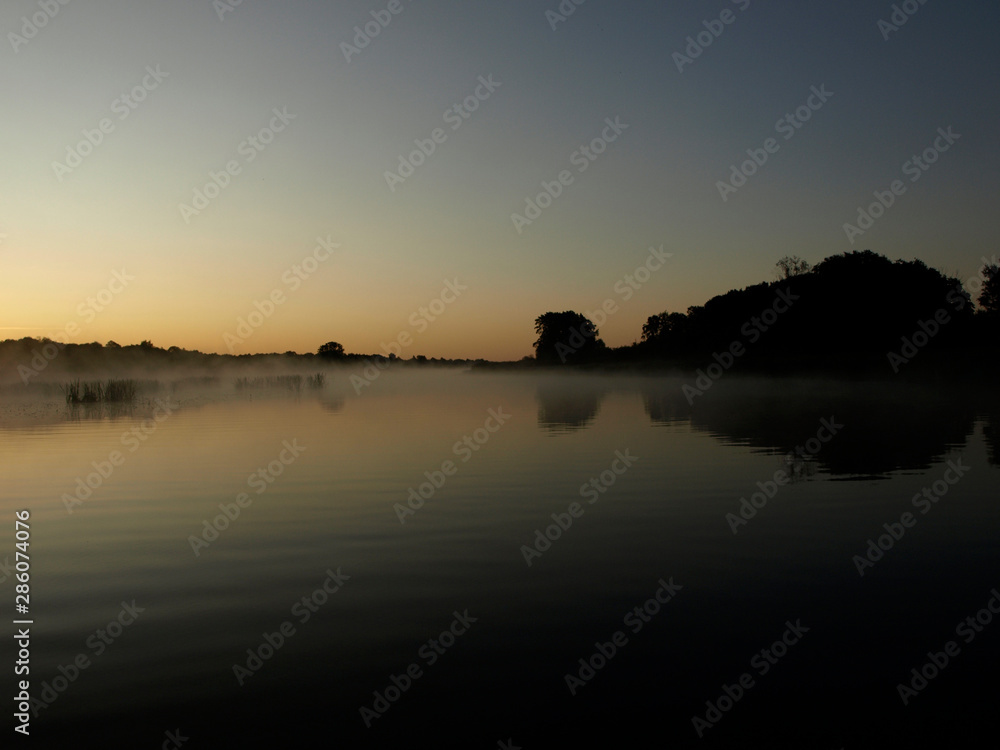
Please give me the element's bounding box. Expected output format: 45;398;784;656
532;250;1000;376
1;249;996;382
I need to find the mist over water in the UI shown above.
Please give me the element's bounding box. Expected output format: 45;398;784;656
4;0;998;743
2;369;997;746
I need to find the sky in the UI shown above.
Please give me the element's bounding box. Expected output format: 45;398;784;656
1;0;998;361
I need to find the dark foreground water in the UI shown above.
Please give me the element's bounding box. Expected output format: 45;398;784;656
2;370;998;747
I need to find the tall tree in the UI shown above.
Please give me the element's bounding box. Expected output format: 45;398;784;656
978;263;1000;313
775;255;811;280
642;311;688;343
533;311;604;364
317;341;345;358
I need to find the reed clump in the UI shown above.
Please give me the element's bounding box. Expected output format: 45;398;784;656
63;379;138;404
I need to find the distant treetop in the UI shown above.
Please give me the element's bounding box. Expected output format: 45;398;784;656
318;341;345;358
775;255;812;280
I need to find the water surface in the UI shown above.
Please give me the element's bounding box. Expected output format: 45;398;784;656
2;371;997;746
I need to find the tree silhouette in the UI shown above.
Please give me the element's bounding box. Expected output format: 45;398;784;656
641;312;670;342
634;250;975;366
979;263;1000;313
317;341;345;358
775;255;811;280
642;311;689;343
533;311;604;364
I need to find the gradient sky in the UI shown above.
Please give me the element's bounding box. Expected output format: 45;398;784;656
2;0;998;361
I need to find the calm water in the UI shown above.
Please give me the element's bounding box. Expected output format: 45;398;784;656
2;370;998;747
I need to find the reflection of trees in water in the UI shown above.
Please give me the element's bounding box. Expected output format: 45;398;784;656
536;380;608;433
983;411;999;468
67;401;135;421
782;453;819;483
641;379;983;478
319;396;345;414
643;390;690;426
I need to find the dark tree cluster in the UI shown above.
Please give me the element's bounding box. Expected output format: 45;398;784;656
317;341;345;358
532;250;999;376
532;311;606;365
